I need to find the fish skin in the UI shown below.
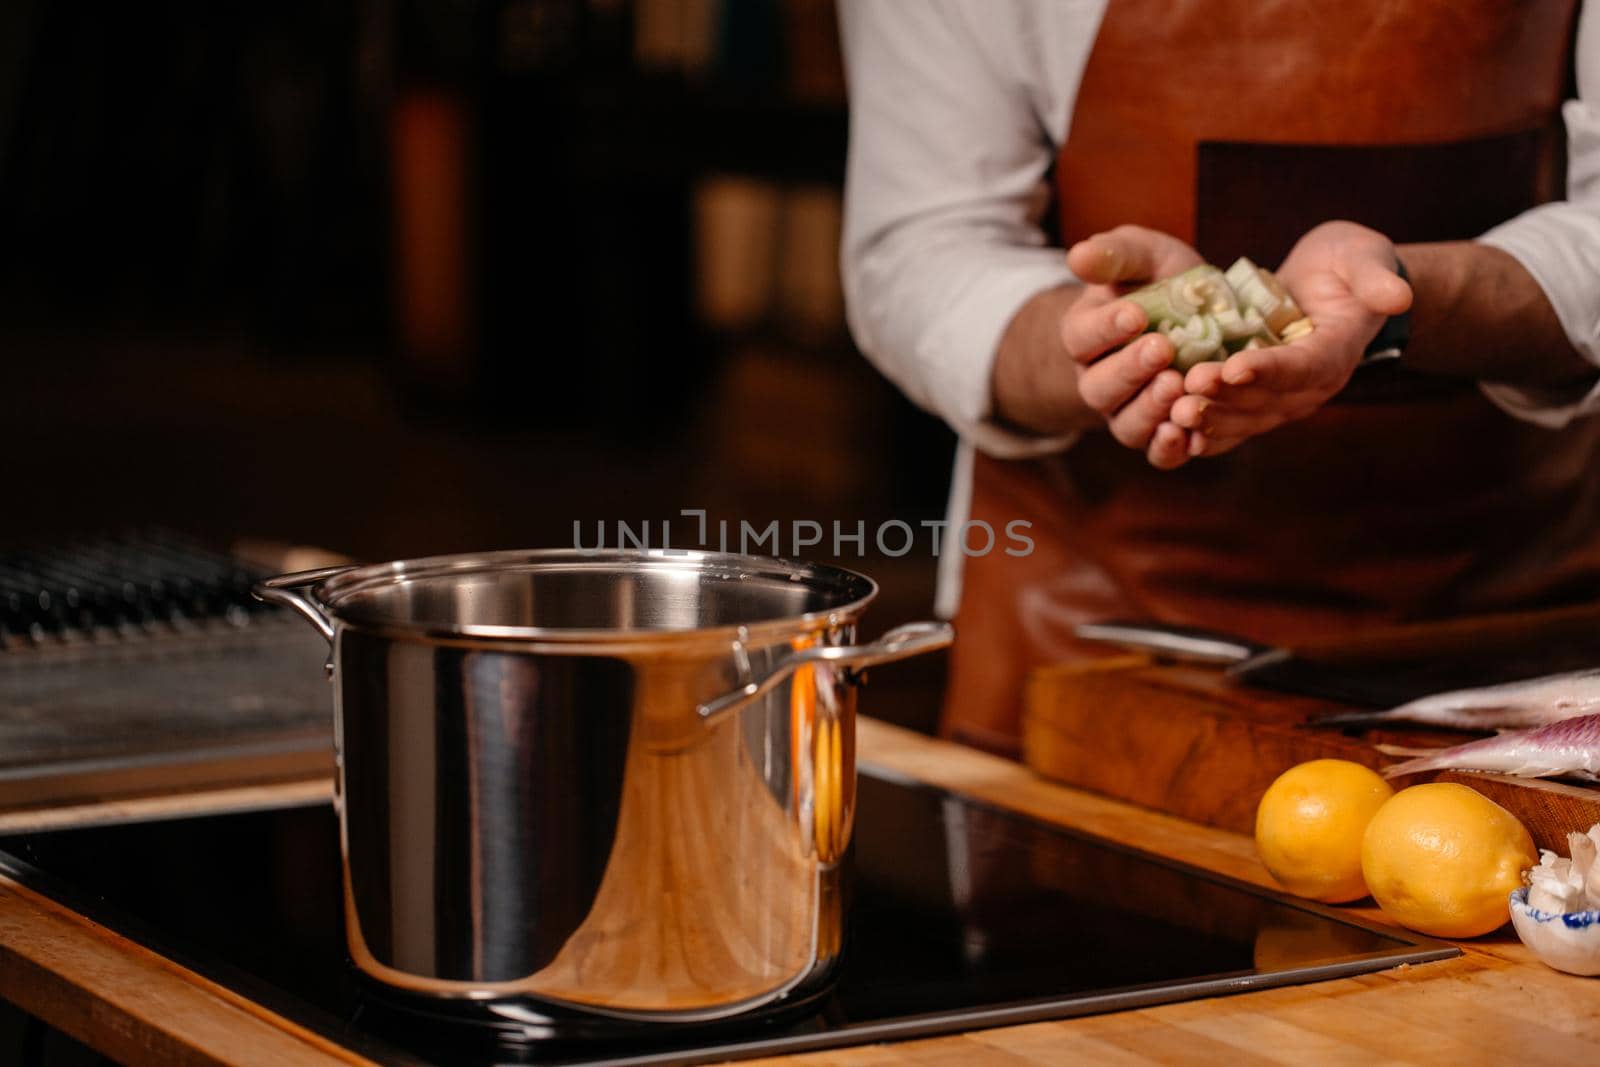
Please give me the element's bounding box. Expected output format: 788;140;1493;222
1314;668;1600;731
1379;712;1600;781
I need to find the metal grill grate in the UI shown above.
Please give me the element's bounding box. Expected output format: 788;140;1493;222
0;533;333;805
0;532;277;649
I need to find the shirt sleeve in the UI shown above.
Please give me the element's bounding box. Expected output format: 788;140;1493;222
1476;1;1600;428
837;0;1099;458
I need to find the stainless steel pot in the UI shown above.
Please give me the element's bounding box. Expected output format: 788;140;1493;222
256;549;951;1021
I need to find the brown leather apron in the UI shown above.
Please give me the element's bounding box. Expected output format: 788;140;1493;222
944;0;1600;758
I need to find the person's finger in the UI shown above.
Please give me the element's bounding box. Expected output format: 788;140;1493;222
1061;298;1148;362
1182;360;1226;397
1171;391;1279;427
1188;383;1286;413
1344;251;1413;317
1169;393;1206;429
1077;334;1172;414
1222;314;1375;391
1169;395;1284;439
1217;341;1331;391
1147;421;1190;469
1106;368;1185;448
1067;225;1204;286
1194;356;1335;409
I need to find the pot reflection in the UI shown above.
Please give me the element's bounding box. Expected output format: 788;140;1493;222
337;626;857;1018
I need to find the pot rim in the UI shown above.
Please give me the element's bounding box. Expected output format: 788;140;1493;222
308;548;880;646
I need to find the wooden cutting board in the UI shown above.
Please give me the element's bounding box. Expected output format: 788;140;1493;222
1022;654;1600;853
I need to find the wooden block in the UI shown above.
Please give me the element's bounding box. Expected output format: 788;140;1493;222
1023;657;1600;852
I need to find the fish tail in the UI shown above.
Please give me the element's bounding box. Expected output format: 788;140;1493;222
1379;754;1444;779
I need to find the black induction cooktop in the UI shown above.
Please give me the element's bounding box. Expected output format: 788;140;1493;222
0;766;1456;1065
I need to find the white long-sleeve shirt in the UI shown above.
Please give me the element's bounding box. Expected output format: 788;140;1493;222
839;0;1600;617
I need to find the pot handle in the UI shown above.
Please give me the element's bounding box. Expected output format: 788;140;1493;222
697;620;954;723
252;565;358;645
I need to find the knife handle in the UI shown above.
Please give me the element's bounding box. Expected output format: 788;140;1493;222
1072;621;1270;666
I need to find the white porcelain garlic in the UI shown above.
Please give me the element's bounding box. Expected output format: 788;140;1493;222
1511;822;1600;977
1527;825;1600;913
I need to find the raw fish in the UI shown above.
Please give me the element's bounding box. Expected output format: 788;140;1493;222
1379;712;1600;781
1315;669;1600;731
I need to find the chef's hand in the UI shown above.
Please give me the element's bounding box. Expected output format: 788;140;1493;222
1171;221;1412;456
1063;226;1205;469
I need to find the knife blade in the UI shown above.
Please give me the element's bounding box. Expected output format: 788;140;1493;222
1073;614;1600;711
1071;621;1269;666
1072;621;1418;707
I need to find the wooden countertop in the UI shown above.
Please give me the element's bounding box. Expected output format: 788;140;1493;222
0;718;1593;1067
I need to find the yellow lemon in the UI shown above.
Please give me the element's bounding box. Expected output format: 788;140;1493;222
1254;759;1393;903
1360;782;1536;938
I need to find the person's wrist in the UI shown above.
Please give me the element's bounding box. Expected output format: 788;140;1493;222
990;284;1102;435
992;363;1098;436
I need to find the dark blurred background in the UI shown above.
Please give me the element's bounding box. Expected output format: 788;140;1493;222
0;0;955;730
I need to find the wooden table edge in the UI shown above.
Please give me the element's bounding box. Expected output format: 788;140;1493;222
0;772;368;1066
0;721;1557;1066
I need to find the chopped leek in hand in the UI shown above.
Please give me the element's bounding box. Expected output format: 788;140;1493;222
1129;257;1313;370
